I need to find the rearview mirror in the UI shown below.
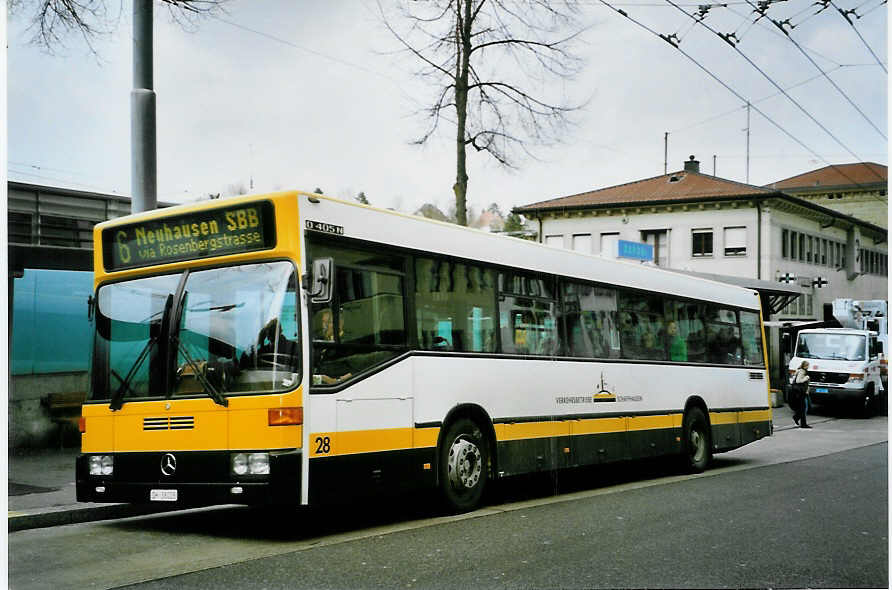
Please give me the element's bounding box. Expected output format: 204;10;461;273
309;258;333;304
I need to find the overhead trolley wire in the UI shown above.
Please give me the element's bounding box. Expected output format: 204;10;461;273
828;0;888;73
669;68;838;133
595;0;887;199
664;0;887;185
742;0;887;140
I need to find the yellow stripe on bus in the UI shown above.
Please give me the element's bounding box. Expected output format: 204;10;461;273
738;409;772;423
709;411;739;425
308;408;770;458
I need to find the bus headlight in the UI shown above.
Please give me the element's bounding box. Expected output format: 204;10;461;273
232;454;248;476
249;453;270;475
231;453;270;476
848;373;865;383
89;455;114;476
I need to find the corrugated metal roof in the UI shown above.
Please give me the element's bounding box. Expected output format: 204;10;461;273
516;170;775;212
768;162;888;189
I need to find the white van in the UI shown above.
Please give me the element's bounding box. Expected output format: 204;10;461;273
788;328;886;415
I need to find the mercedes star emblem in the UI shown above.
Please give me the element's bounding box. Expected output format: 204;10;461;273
160;453;177;476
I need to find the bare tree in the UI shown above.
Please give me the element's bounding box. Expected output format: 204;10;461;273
11;0;225;54
380;0;588;226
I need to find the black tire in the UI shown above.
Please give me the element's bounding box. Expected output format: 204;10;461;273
681;407;712;473
860;384;877;418
438;417;489;513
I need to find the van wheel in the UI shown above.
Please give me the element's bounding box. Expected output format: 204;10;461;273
681;407;712;473
860;385;877;418
439;418;489;513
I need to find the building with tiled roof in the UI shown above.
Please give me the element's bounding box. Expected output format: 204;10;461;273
515;156;887;386
766;162;887;228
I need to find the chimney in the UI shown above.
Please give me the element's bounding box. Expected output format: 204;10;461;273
684;155;700;173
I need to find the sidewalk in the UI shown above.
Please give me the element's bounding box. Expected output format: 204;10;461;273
8;448;175;532
7;403;817;532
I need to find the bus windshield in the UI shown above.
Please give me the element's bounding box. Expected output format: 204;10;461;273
796;333;866;361
91;261;300;404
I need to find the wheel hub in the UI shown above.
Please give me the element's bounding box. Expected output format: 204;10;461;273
691;429;706;462
447;437;482;491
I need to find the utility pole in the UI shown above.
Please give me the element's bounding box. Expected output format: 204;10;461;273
745;102;751;184
663;132;668;175
713;154;717;176
131;0;157;213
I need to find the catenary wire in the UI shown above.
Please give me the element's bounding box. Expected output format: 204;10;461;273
596;0;887;200
664;0;887;185
829;0;888;73
741;0;886;140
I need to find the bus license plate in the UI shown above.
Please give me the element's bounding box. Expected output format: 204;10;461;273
816;388;828;393
150;489;178;502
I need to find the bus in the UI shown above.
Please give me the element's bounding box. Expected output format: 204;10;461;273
76;191;772;513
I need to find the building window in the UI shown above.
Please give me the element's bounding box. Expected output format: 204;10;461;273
692;229;713;257
641;229;669;266
782;229;788;258
821;239;827;265
571;233;592;254
39;215;94;249
600;232;620;257
8;212;33;244
544;235;564;248
798;233;805;261
806;235;813;263
723;226;747;256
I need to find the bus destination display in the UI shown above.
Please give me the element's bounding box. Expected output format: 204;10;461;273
103;201;276;271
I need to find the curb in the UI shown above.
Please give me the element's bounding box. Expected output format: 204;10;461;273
9;503;178;532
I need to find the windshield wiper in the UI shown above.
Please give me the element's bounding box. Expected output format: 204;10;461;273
109;294;173;411
170;291;228;407
174;341;229;407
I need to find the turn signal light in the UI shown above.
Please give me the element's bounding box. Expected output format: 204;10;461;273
268;407;302;426
78;417;86;433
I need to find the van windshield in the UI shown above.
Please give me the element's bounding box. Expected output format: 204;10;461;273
796;333;866;361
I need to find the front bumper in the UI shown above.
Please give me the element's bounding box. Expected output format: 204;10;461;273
76;449;301;506
808;384;867;404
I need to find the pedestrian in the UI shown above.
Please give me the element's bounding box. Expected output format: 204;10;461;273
790;360;812;428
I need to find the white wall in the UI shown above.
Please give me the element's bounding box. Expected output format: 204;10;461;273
540;207;758;276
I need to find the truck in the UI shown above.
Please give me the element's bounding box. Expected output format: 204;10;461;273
832;299;887;392
788;327;885;416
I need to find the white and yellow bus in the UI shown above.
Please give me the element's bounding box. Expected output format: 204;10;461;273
77;191;772;513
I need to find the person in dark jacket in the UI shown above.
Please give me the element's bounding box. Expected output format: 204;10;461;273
790;360;812;428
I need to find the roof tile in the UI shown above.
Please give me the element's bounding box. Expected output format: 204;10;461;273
517;170;774;212
769;162;888;189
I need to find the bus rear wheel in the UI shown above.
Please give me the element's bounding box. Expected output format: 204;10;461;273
439;418;489;513
681;407;712;473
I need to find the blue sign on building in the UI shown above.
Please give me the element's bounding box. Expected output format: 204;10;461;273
617;239;654;261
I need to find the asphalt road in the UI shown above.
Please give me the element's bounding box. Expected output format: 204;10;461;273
115;444;888;590
9;412;888;590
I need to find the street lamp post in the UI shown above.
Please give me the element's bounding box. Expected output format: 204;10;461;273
131;0;157;213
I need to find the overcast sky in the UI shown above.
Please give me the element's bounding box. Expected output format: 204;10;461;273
7;0;888;216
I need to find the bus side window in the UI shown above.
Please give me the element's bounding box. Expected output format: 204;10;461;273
307;243;408;387
415;258;496;353
560;281;619;359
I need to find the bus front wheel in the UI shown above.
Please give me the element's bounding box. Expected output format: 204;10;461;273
439;418;488;513
681;407;712;473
